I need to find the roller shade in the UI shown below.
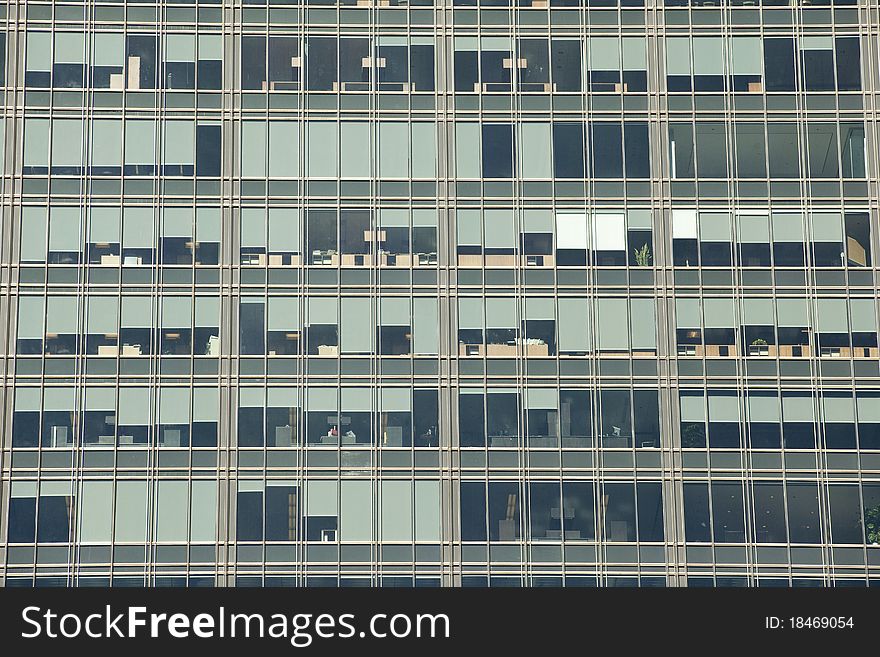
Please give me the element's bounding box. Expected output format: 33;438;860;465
413;209;438;227
268;297;300;331
822;393;854;422
196;207;222;243
622;38;647;70
631;298;656;350
558;298;590;352
381;388;412;412
52;120;84;168
193;388;219;423
742;298;774;325
156;480;188;542
46;297;79;334
708;392;740;422
589;37;620;69
816;298;848;332
308;298;337;325
267;387;298;409
55;32;85;64
856;393;880;423
14;388;41;412
666;38;691;76
92;120;122;167
485;298;517;329
340;480;372;542
693;38;724;76
525;297;555;321
166;33;195;62
164;121;195;165
49;207;82;252
162;297;192;327
115;481;148;542
458;298;484;330
123;207;155;248
341;298;371;353
771;212;804;242
43;388;76;411
340;122;370;178
849;298;876;333
526;388;557;410
556;213;588;249
195;297;219;327
94;33;124;67
306;480;337;516
125;120;156;164
411;123;436;179
597;298;629;350
776;298;810;327
87;297;118;334
307;388;338;412
381;481;413;542
703;298;736;328
85;388;115;411
162;207;193;238
672;209;697;239
484;210;516;249
240;208;267;248
89;207;121;243
522;209;553;233
269;122;300;178
675;298;702;328
118;388;151;425
519;123;552;179
593;213;626;251
457;210;482;246
413;297;439;355
159;388;191;424
782;393;815;422
308;122;338;178
241;122;267;177
121;297;153;328
377;209;406;228
737;212;770;243
731;37;762;75
27;32;51;71
379;122;409;178
415;481;441;542
17;297;45;339
679;392;706;423
810;212;843;242
699;212;731;242
748;392;780;422
380;297;410;326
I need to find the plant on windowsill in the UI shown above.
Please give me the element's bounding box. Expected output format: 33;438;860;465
750;338;768;346
749;337;769;356
865;504;880;545
633;243;652;267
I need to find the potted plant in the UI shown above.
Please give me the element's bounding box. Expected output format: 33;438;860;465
633;243;652;267
865;504;880;545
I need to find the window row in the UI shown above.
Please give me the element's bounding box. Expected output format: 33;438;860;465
460;480;663;542
671;209;870;268
669;121;866;180
5;478;443;545
679;389;880;449
683;480;880;545
674;296;879;360
17;32;865;95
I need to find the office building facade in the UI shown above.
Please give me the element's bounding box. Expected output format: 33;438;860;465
1;0;879;587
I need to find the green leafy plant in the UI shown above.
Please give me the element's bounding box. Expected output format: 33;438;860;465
681;422;706;448
865;504;880;544
750;338;768;346
633;243;652;267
